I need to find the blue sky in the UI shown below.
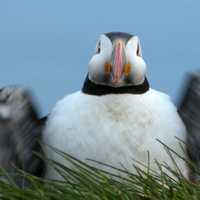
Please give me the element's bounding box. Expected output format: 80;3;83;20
0;0;199;115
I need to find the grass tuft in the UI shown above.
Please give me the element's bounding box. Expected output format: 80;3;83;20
0;144;200;200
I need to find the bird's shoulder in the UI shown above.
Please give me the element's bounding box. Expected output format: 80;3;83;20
51;90;84;112
144;88;171;101
142;88;175;109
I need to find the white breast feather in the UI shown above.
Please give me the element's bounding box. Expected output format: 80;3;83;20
44;89;187;179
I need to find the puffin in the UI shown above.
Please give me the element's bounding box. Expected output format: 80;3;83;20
43;32;187;179
0;87;46;186
178;72;200;182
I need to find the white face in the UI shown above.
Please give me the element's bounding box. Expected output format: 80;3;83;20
88;33;147;87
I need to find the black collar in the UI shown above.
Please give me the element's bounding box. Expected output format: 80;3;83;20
82;75;150;96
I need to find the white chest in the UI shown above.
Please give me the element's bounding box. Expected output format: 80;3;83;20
44;89;187;179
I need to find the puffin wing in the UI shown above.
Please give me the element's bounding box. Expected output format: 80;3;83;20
178;72;200;182
0;87;46;186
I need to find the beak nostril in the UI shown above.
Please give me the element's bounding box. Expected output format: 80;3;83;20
104;62;112;74
124;63;132;76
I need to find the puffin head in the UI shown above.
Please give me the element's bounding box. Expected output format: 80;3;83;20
88;32;147;88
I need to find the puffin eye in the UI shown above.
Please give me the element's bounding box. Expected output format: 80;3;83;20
136;44;141;57
96;41;101;54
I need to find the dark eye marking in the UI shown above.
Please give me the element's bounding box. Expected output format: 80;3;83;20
136;44;140;57
96;41;101;54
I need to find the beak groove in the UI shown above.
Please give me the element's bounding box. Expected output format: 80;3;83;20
111;40;125;85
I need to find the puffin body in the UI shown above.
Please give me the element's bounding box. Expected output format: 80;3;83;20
0;87;46;186
44;32;187;179
45;88;186;179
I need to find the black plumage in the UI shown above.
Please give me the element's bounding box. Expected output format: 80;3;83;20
178;72;200;182
105;32;133;43
82;75;150;95
0;87;46;186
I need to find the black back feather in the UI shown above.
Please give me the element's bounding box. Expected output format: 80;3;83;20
178;72;200;182
0;87;46;186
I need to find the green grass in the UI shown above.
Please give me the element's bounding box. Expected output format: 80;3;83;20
0;145;200;200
